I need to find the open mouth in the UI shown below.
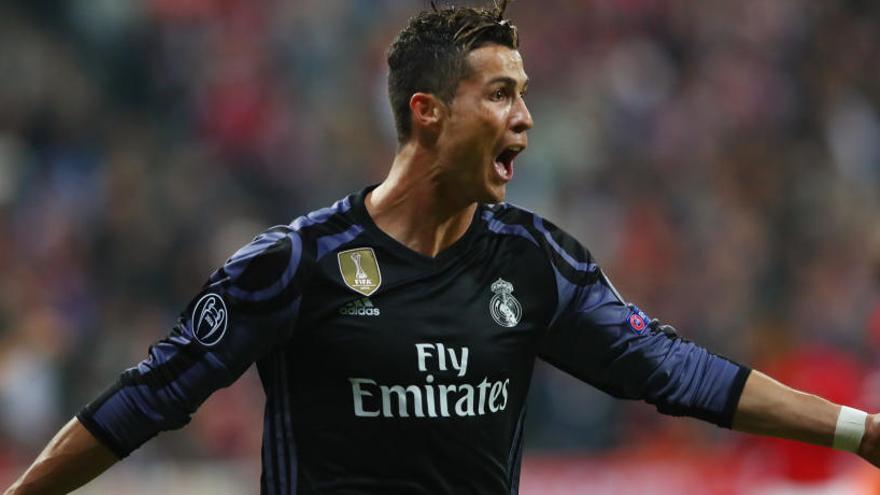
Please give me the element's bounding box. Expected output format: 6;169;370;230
494;146;523;182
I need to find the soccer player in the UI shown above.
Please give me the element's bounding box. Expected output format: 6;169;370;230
5;2;880;494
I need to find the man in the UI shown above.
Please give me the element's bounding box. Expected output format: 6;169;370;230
5;2;880;494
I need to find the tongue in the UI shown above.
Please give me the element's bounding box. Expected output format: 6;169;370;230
494;159;512;180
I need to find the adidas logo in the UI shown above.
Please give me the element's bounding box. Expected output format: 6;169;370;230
339;297;381;317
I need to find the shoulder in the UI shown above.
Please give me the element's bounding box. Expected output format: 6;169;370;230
217;193;359;291
481;202;600;285
290;195;359;240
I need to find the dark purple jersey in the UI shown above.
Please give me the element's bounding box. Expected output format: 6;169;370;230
78;186;750;494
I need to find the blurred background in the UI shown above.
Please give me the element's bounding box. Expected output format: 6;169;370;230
0;0;878;493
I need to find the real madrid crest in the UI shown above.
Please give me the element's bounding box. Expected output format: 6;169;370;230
338;247;382;296
489;278;522;327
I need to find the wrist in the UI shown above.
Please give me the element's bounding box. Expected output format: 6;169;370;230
833;406;868;452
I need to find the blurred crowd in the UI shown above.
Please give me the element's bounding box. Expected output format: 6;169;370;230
0;0;878;487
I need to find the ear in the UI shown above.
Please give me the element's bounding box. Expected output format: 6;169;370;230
409;92;445;133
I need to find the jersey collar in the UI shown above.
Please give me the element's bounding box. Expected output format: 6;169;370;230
349;185;486;268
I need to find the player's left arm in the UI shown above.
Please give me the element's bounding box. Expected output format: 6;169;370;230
540;269;752;429
542;268;880;464
534;219;880;463
732;369;880;466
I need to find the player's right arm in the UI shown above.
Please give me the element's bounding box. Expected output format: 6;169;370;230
4;225;305;495
4;418;117;495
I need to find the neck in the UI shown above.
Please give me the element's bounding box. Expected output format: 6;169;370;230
366;142;477;258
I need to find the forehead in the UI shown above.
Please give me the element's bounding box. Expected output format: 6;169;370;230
462;45;528;85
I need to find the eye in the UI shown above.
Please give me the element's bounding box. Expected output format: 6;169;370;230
491;88;508;101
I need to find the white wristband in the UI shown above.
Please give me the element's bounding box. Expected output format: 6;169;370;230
833;406;868;452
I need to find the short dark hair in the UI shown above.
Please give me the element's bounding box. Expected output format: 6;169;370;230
386;1;519;144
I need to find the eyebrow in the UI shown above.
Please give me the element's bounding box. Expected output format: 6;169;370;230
487;76;529;88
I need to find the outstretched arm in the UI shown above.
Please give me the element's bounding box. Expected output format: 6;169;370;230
6;226;304;494
732;370;880;467
4;418;118;495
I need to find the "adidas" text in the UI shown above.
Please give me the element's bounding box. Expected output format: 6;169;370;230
339;297;381;317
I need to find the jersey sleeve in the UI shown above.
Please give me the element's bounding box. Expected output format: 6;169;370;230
536;219;751;428
76;225;305;458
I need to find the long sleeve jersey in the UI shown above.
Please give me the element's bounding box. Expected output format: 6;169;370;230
78;186;750;494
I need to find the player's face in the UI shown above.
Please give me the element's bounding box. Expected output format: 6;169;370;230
437;44;532;204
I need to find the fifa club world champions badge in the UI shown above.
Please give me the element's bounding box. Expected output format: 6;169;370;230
490;278;522;327
338;247;382;296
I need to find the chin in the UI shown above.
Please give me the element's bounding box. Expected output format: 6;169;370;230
478;184;506;204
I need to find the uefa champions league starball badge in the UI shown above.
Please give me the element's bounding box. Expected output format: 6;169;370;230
191;293;228;346
489;278;522;327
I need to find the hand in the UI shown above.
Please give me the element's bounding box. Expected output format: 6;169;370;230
858;413;880;467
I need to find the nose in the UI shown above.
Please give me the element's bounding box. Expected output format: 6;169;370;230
511;96;533;134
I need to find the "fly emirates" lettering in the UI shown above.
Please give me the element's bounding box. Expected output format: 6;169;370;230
349;343;510;418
